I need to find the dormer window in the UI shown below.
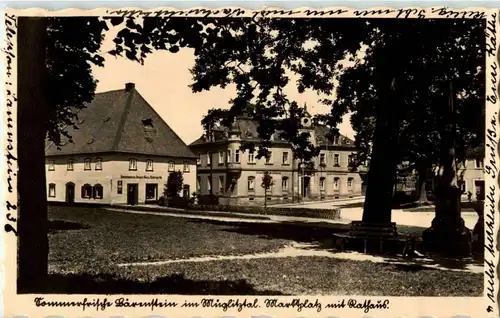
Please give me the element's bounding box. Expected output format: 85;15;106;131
142;118;154;128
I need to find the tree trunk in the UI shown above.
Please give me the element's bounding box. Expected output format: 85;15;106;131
416;163;429;204
362;69;403;224
17;17;49;292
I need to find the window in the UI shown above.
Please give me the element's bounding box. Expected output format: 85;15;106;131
334;154;340;166
145;184;158;200
67;159;73;171
219;176;224;194
266;151;273;164
282;152;289;165
248;176;255;191
334;178;340;191
84;158;91;171
235;150;240;163
348;155;353;166
146;159;153;171
168;161;175;172
248;151;255;164
320;177;326;191
183;162;190;172
459;180;466;193
197;176;201;192
319;153;326;165
48;183;56;197
347;177;353;188
129;158;137;171
207;153;211;165
196;155;201;166
95;158;103;171
117;181;123;194
219;151;225;164
227;149;232;163
81;184;92;199
93;184;103;199
475;158;484;168
48;160;55;171
207;176;212;192
282;177;289;191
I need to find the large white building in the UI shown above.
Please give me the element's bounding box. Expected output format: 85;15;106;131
45;83;197;205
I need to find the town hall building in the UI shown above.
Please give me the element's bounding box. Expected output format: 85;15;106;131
189;107;365;205
45;83;197;205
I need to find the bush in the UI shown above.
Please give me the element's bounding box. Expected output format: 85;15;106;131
168;196;190;209
158;196;167;206
197;194;219;205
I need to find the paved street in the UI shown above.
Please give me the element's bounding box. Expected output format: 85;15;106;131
275;198;479;230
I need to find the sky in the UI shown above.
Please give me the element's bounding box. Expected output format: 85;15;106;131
91;29;355;145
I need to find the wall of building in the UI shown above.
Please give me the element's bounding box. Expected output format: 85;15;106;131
458;158;485;200
192;142;364;205
46;153;197;204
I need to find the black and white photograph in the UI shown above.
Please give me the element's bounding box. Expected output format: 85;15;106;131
3;5;499;317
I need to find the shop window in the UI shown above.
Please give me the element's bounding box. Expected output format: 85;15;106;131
145;184;158;201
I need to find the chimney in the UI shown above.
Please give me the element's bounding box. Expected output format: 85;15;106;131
125;82;135;91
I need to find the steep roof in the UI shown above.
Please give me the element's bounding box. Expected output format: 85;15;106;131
189;115;355;148
45;83;197;159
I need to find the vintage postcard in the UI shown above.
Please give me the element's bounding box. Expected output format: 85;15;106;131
2;4;499;317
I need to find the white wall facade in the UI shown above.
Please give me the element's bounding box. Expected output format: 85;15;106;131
46;153;197;205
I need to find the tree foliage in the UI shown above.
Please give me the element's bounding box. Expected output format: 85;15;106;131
46;18;108;146
110;17;484;171
166;171;184;198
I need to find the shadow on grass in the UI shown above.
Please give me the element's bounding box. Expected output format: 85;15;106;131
187;218;349;250
48;220;90;234
21;273;284;295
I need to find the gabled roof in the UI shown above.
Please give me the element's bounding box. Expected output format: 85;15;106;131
45;83;197;159
189;115;355;148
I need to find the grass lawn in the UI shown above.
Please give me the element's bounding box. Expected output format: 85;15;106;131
48;206;291;269
46;205;483;296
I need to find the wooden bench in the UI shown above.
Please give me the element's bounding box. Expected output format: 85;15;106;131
335;221;414;255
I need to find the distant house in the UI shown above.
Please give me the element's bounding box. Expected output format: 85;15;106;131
45;83;197;205
189;107;365;205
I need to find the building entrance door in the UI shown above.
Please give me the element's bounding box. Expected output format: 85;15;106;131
127;184;139;205
65;182;75;203
301;176;310;198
